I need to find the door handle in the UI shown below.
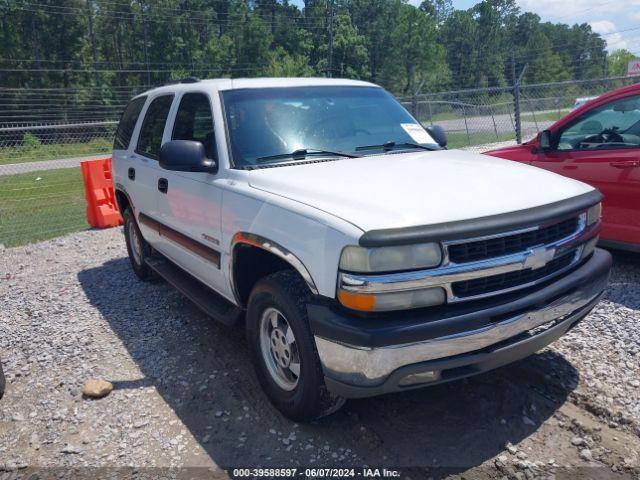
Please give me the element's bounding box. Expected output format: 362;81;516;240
158;178;168;193
128;168;135;180
610;160;640;168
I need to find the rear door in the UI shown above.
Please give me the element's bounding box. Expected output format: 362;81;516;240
112;95;146;210
155;91;228;295
130;93;175;246
530;94;640;245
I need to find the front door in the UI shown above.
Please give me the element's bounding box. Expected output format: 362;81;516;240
155;91;228;297
531;94;640;245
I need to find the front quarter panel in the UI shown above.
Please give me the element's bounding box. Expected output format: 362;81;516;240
220;179;363;300
483;143;536;163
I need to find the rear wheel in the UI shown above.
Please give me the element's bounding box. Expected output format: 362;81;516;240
246;270;345;421
123;208;152;280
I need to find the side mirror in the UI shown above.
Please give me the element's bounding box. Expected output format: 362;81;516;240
159;140;217;173
426;125;448;148
539;130;553;150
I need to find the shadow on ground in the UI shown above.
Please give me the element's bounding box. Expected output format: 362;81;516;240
78;257;580;471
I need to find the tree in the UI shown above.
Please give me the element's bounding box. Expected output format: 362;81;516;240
317;12;369;78
439;10;478;89
419;0;453;24
524;30;570;83
379;3;449;95
608;49;637;77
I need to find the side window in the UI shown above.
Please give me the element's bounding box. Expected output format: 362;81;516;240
114;96;146;150
135;94;174;160
172;93;216;159
558;95;640;151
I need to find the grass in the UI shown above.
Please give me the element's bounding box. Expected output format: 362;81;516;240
520;110;569;124
0;167;88;247
0;138;113;166
447;131;515;149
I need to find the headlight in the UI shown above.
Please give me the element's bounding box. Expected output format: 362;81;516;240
339;243;442;273
587;203;601;226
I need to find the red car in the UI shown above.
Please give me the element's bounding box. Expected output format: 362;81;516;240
485;83;640;252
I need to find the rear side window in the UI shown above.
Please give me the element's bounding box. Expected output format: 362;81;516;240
114;96;146;150
172;93;216;159
135;94;174;160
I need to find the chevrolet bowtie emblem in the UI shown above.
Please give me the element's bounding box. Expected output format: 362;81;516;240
524;246;556;270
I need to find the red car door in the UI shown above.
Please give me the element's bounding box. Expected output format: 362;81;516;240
529;94;640;248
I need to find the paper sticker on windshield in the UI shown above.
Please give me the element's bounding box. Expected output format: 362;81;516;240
401;123;432;144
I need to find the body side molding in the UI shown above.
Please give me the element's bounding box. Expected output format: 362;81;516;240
139;212;221;268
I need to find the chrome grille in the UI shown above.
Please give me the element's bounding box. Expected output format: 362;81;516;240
448;217;579;264
452;249;578;299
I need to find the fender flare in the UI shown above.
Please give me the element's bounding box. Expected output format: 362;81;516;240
114;183;134;216
230;232;319;301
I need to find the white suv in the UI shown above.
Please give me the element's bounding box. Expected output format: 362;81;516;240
112;77;611;421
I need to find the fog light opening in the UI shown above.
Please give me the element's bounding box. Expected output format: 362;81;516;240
399;370;441;386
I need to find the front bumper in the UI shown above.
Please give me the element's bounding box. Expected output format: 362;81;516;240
309;249;611;398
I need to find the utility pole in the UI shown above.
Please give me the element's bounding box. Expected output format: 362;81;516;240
327;0;334;78
86;0;99;85
140;1;151;85
511;50;527;145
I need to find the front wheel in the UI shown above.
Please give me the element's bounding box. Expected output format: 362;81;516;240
246;270;345;421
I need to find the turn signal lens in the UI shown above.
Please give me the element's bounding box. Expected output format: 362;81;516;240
338;287;446;312
337;290;376;311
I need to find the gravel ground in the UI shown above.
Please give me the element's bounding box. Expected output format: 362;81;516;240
0;228;639;478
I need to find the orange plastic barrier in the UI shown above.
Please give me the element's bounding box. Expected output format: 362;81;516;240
80;157;123;228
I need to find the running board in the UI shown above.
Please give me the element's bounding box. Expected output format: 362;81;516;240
146;257;242;326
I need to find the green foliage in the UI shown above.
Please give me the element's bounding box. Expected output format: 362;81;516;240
608;49;638;77
524;30;570;83
0;0;616;95
22;133;42;150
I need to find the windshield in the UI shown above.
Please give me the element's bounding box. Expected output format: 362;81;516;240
221;86;436;167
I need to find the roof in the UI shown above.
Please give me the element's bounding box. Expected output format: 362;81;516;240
137;77;380;98
224;77;377;89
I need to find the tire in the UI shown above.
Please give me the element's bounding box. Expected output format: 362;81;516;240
0;360;5;400
246;270;345;421
123;208;153;281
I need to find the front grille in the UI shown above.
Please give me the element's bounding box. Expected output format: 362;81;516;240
448;217;579;264
452;249;577;299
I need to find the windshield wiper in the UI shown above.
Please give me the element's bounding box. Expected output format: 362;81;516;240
355;140;438;152
256;148;361;164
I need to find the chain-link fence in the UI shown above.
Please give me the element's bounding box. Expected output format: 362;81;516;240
0;85;148;248
399;73;640;153
1;75;640;247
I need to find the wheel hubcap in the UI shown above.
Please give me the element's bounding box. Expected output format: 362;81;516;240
128;221;142;265
259;307;300;391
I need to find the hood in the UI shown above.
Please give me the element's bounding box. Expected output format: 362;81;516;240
247;149;594;233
